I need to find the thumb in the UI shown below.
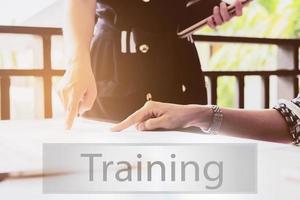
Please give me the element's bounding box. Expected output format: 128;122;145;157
137;117;165;131
78;88;97;115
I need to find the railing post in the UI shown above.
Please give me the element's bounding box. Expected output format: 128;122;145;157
210;76;218;105
263;76;270;108
237;76;245;108
293;46;299;96
0;76;11;120
276;45;299;100
42;35;53;118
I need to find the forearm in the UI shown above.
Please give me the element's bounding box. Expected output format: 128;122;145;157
196;107;291;143
220;108;290;143
63;0;96;62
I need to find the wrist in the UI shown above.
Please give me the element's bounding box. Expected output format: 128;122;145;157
66;55;91;69
187;105;213;130
66;50;91;66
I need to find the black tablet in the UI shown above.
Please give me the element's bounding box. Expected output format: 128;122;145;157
177;0;253;38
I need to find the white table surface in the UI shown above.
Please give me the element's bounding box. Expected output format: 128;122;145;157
0;118;299;200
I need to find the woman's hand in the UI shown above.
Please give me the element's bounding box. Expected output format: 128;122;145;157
111;101;212;132
56;58;97;130
207;0;244;29
60;0;97;130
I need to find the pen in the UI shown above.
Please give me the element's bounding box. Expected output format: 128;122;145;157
0;171;70;182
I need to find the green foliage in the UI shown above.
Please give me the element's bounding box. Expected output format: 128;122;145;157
257;0;279;13
290;0;300;37
197;0;300;108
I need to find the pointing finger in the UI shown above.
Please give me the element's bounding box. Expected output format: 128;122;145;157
111;107;151;132
65;96;80;130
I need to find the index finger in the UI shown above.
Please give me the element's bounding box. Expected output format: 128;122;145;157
111;107;150;132
65;98;80;130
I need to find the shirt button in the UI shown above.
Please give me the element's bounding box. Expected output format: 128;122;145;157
139;44;150;53
146;93;152;101
182;84;187;93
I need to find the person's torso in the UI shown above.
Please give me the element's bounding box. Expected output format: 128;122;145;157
89;1;207;120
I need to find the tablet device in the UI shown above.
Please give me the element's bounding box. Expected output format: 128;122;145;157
177;0;253;38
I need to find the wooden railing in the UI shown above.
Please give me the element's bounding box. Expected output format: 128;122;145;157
0;26;64;119
194;35;300;108
0;26;299;119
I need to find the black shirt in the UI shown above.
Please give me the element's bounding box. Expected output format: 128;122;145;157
87;0;208;120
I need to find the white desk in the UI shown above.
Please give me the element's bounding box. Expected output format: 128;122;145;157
0;118;299;200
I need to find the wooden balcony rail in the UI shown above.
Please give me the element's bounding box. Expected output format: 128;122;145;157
0;26;299;119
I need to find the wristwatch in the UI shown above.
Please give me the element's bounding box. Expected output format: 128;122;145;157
202;105;223;134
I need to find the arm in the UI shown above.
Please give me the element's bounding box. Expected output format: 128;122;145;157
214;108;290;143
57;0;97;129
112;101;291;144
63;0;96;58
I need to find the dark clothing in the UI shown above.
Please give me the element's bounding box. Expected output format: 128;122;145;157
85;0;207;121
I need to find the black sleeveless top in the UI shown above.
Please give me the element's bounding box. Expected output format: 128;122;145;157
86;0;207;121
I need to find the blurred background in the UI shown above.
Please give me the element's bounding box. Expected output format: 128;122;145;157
0;0;299;120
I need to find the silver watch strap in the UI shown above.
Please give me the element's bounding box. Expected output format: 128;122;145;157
202;105;223;134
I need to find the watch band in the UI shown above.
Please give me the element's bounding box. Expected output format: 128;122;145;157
202;105;223;134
